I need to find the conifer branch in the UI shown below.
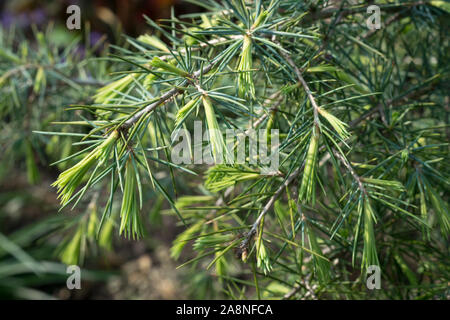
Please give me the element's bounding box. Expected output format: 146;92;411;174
17;0;447;299
241;165;303;250
332;148;367;196
122;61;216;129
280;50;320;127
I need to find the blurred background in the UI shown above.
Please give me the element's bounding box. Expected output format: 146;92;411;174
0;0;201;36
0;0;211;300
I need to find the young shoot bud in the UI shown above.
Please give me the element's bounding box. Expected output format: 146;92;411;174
251;10;268;30
362;199;379;270
237;35;255;99
299;131;319;204
317;107;350;140
119;159;144;239
150;57;190;78
256;237;272;274
52;130;118;206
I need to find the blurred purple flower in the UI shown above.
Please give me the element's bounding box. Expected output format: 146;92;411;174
74;44;86;60
1;9;47;28
90;31;103;47
0;11;15;28
29;9;46;25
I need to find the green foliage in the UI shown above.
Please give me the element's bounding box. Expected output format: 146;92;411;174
2;0;449;300
205;165;262;192
0;23;118;297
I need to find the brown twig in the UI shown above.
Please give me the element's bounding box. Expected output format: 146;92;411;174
283;274;318;300
280;51;320;126
332;148;367;196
